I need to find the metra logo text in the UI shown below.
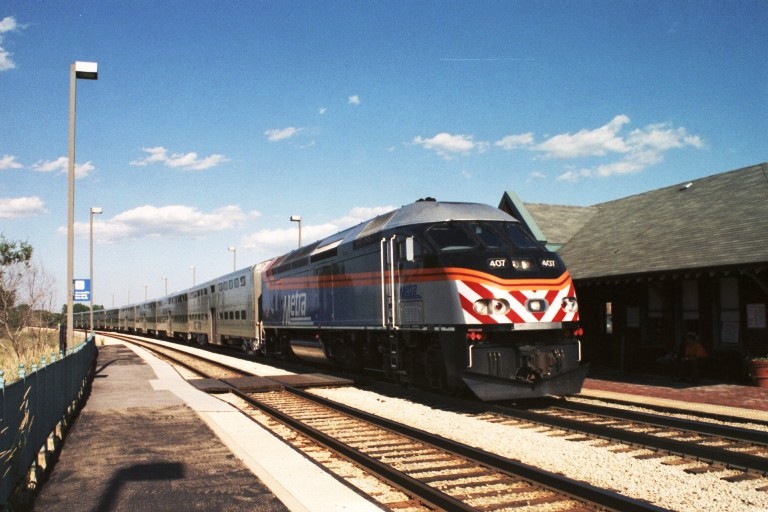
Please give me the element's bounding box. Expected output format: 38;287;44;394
282;291;307;322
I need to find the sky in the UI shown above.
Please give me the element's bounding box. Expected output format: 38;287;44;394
1;1;766;310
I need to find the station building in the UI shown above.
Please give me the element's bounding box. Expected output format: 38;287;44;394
501;162;768;381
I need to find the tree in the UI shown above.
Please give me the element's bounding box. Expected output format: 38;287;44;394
0;235;57;363
0;236;32;267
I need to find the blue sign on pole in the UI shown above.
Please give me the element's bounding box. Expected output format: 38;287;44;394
73;279;91;301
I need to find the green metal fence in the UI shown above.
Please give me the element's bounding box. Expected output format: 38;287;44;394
0;336;97;506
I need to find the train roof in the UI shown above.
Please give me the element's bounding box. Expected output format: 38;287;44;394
359;200;514;236
273;201;518;269
378;200;514;229
309;200;513;247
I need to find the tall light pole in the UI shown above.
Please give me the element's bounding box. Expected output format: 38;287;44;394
161;276;167;295
290;215;302;248
89;206;102;336
228;246;236;271
144;284;147;301
66;61;98;351
190;265;196;286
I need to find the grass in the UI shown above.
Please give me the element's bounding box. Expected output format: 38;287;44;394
0;329;63;385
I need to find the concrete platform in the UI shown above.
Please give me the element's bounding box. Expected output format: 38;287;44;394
580;369;768;423
33;340;382;512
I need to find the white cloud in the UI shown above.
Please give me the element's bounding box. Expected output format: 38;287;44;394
0;196;46;218
74;161;96;178
526;171;546;182
318;107;327;115
130;146;167;165
0;16;22;72
494;133;534;150
241;205;395;253
264;127;302;142
165;152;227;170
348;95;361;105
32;157;67;173
413;132;487;159
0;17;17;32
409;116;703;180
31;157;96;179
0;154;23;170
130;146;228;171
68;204;255;243
534;115;631;159
560;122;704;180
626;123;704;152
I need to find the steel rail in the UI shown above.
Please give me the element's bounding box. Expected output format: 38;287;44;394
275;387;669;512
490;403;768;474
556;399;768;445
233;388;476;512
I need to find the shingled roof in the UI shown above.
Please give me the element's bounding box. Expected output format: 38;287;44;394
526;163;768;280
523;203;597;249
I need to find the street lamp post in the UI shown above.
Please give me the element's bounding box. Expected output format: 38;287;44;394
89;206;102;336
66;61;98;351
161;276;168;295
228;246;236;271
190;265;196;286
290;215;302;248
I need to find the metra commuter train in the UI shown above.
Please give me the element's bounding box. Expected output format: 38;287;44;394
75;199;588;400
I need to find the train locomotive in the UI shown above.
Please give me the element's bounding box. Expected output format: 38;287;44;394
76;199;588;400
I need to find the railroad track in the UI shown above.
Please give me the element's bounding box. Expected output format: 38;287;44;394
354;379;768;486
476;399;768;479
107;333;666;511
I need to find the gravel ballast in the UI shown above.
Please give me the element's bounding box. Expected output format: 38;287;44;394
311;387;768;512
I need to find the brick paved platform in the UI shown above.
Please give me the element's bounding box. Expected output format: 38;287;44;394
580;369;768;422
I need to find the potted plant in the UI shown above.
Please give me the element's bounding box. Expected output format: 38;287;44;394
746;356;768;388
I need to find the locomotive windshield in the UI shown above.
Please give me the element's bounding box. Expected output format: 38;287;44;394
427;221;541;252
426;224;477;251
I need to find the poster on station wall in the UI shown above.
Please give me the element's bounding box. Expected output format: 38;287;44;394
747;303;766;329
721;321;740;344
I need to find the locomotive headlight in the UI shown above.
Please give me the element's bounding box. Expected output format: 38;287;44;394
473;300;491;315
511;259;532;270
490;299;510;314
561;296;578;313
526;298;548;312
473;298;510;316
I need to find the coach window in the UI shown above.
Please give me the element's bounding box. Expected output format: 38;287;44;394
241;310;246;319
240;276;246;286
427;224;476;251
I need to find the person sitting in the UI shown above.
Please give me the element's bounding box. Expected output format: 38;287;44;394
680;332;708;383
